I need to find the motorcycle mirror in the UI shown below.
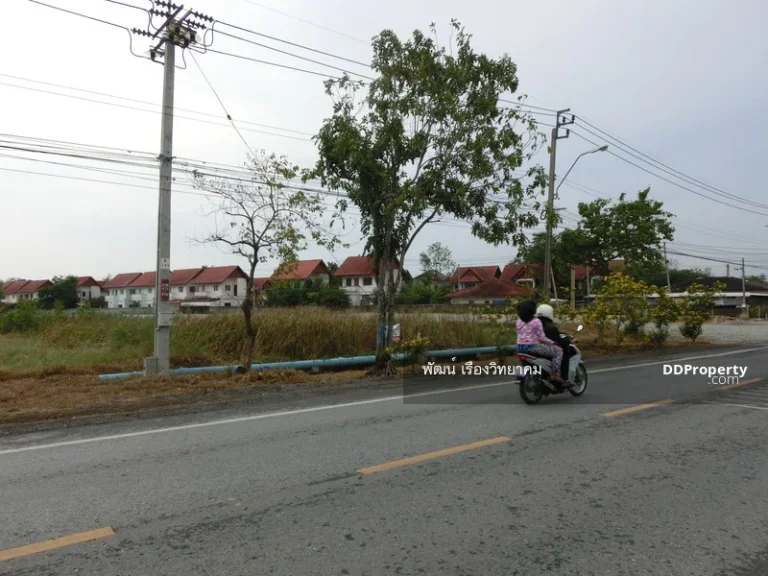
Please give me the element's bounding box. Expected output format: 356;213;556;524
577;324;584;332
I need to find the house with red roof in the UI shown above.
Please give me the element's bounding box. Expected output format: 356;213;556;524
271;259;330;286
1;279;53;304
180;265;249;308
501;263;544;290
127;272;157;307
1;280;30;304
334;256;411;306
76;277;103;304
448;266;502;291
101;272;142;308
442;278;532;305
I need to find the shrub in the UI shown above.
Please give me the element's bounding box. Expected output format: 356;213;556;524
0;300;44;334
677;281;722;343
643;327;669;349
582;273;650;346
623;317;646;339
679;321;703;343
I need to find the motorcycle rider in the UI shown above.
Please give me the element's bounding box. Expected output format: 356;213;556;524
536;304;572;385
515;300;566;385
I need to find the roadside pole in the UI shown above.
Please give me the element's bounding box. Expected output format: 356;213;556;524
570;265;576;309
741;257;748;318
141;7;211;375
663;242;672;291
542;110;574;303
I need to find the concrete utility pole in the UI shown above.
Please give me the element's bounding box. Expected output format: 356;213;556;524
663;242;672;291
741;257;747;316
542;109;574;303
141;5;211;375
570;265;576;309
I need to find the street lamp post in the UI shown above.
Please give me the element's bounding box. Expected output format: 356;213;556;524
542;144;608;302
555;145;609;198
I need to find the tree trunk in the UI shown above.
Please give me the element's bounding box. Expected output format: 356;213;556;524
374;224;395;373
241;296;255;370
240;257;258;372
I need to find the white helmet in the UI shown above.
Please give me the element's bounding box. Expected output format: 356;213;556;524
536;304;554;321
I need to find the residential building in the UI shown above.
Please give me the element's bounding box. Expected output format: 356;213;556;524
443;278;532;305
501;263;543;290
1;280;52;304
448;266;502;290
334;256;409;307
271;259;331;286
102;273;142;309
179;265;249;308
76;277;103;304
1;280;29;304
170;268;205;304
128;272;157;307
667;276;768;317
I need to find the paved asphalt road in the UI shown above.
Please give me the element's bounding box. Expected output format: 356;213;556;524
2;345;768;575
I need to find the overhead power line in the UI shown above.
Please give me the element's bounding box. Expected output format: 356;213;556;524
0;72;313;136
575;116;766;210
215;20;371;68
569;130;768;218
0;80;313;142
213;29;374;80
574;120;768;211
188;51;255;156
206;47;343;79
240;0;369;45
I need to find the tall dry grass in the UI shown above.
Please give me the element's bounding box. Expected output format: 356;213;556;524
0;307;499;371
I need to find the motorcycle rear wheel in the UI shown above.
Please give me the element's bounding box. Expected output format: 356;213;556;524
519;374;544;404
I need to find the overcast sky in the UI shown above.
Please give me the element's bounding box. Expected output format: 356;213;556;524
2;0;767;281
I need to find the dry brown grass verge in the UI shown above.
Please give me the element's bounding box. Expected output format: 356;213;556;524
0;368;371;425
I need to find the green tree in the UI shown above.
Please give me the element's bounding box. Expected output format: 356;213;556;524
418;242;455;278
574;188;675;277
193;150;343;369
37;276;79;309
747;274;767;285
311;20;547;370
326;261;340;286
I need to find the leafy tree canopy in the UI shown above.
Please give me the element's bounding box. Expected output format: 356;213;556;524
419;242;455;277
38;276;79;310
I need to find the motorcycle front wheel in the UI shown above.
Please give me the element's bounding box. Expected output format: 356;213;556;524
569;363;588;397
519;374;544;404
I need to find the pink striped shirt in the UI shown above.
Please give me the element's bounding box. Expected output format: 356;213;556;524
516;318;555;345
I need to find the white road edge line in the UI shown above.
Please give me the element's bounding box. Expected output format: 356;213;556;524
702;401;768;411
1;346;766;456
587;346;768;374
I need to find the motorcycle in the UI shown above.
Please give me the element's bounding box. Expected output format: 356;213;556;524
516;324;588;405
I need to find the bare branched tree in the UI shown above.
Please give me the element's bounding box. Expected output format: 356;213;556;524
193;150;343;369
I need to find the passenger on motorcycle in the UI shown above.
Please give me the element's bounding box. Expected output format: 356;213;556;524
515;300;566;384
536;304;572;383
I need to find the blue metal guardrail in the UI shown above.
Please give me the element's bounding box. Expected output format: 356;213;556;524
98;345;518;381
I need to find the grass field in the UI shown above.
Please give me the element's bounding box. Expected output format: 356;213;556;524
0;306;509;373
